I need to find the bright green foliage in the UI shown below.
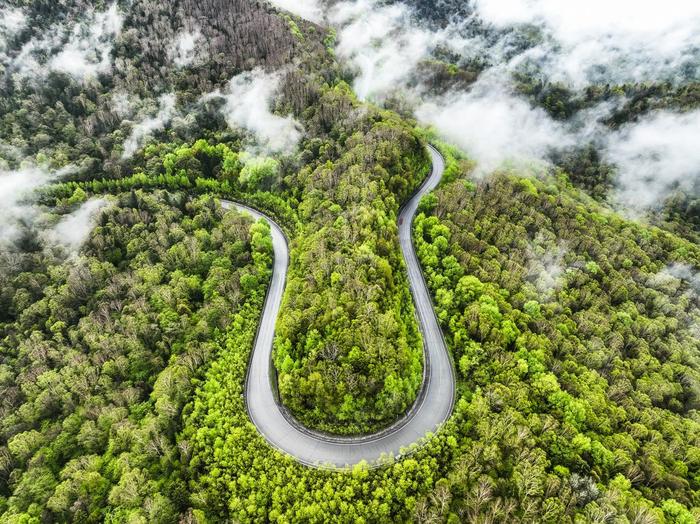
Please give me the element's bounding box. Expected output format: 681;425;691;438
271;86;431;434
411;165;700;521
18;131;700;524
184;279;459;523
0;191;270;522
2;2;699;520
50;86;432;435
239;155;280;190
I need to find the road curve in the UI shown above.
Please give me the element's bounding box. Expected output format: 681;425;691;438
221;145;454;468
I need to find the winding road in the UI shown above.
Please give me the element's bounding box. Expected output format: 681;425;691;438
221;145;454;468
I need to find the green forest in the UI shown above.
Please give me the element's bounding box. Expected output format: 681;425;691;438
1;0;699;522
273;95;430;433
0;190;273;520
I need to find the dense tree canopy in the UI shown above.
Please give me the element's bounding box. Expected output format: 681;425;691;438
273;85;430;433
410;144;700;522
0;191;272;521
1;1;699;522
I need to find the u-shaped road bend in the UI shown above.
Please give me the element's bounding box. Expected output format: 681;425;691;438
221;145;455;469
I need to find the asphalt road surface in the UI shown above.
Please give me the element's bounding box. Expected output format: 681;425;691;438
221;145;454;468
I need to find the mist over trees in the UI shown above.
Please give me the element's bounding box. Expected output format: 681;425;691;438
0;0;699;522
410;145;700;522
283;0;700;237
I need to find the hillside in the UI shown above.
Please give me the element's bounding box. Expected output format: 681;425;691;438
0;1;699;522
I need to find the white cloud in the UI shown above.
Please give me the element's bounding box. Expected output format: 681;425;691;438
268;0;324;24
122;94;177;158
526;236;568;295
203;69;303;155
172;29;202;67
0;7;26;33
0;164;100;252
607;110;700;210
8;3;122;82
5;0;698;217
666;263;700;292
49;3;122;80
110;91;133;118
472;0;700;86
321;0;700;211
50;198;109;252
416;75;571;175
0;7;26;54
329;0;438;101
475;0;700;40
648;263;700;301
325;0;575;173
0;167;57;244
10;37;44;78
